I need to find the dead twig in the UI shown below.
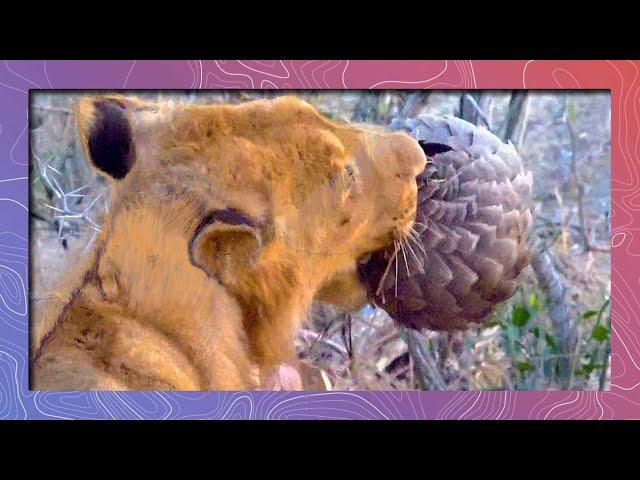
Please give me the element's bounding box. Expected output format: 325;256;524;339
565;97;590;252
33;153;105;238
461;93;493;130
564;97;611;254
531;248;577;389
404;329;446;390
502;90;529;147
400;91;430;119
299;329;349;358
33;105;73;114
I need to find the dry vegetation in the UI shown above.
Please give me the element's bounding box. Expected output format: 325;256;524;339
30;90;611;391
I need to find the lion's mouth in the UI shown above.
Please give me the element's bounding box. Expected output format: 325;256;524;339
355;166;425;304
355;247;391;300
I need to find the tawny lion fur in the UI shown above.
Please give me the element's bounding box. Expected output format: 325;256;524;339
31;95;426;391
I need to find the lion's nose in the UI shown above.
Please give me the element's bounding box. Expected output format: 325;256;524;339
387;131;428;178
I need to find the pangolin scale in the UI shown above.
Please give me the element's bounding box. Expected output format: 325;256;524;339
358;114;534;331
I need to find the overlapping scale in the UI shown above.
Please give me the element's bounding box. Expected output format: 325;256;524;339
358;115;533;330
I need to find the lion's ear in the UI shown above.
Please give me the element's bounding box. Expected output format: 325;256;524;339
76;96;136;181
189;209;264;281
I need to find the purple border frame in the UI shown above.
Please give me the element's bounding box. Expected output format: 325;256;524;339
0;60;636;419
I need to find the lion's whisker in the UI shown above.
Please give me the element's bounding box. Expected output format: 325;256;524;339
407;228;428;258
412;221;429;230
404;237;426;274
394;241;399;298
405;227;422;248
399;240;411;277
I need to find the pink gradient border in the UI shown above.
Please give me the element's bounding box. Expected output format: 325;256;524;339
0;60;634;420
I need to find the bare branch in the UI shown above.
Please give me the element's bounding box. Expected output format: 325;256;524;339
461;93;493;130
564;96;611;254
530;248;577;388
502;90;529;145
404;329;446;390
298;329;349;358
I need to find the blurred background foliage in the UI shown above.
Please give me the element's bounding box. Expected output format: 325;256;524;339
30;89;611;391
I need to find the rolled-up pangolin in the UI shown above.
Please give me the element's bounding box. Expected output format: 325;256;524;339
357;114;533;331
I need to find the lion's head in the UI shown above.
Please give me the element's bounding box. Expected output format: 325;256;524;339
75;94;426;365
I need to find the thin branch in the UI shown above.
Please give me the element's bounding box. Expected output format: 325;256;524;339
564;97;611;254
33;105;73;114
502;90;529;144
29;210;53;225
599;342;611;391
400;91;430;119
33;152;105;240
405;329;446;390
298;329;349;358
531;247;577;389
461;93;493;130
565;97;590;251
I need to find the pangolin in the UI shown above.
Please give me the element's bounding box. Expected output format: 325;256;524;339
357;114;533;331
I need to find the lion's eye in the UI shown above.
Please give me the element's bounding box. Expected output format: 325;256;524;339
344;163;357;186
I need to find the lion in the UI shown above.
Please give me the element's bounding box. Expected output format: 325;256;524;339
30;94;426;391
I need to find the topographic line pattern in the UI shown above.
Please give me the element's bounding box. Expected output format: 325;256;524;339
0;60;636;419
